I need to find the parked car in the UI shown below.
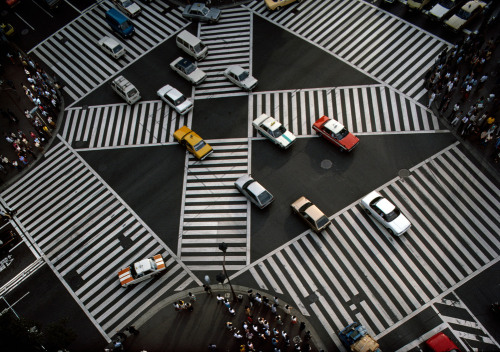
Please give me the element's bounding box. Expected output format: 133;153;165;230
360;191;411;236
112;0;141;18
235;175;274;209
98;36;125;59
173;126;213;160
265;0;300;11
118;254;166;287
312;115;359;152
182;3;221;23
445;0;487;30
224;65;258;91
408;0;432;10
425;332;461;352
170;57;207;85
157;84;193;115
428;0;462;20
291;196;331;233
252;113;296;149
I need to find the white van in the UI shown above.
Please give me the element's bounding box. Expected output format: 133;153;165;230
110;76;141;104
176;30;208;61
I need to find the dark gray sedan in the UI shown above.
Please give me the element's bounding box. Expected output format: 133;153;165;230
182;3;221;24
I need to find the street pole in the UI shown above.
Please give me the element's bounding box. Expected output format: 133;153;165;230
218;242;237;302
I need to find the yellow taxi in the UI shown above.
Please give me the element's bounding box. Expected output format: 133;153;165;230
173;126;213;160
265;0;300;11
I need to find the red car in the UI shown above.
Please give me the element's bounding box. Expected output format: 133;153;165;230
312;115;359;152
425;332;461;352
5;0;20;7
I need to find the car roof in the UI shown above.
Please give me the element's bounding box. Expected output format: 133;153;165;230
228;65;245;75
247;180;266;196
462;0;486;12
375;198;396;214
305;204;326;221
426;332;460;351
100;36;119;46
261;116;282;131
191;3;206;10
323;118;345;134
165;86;183;100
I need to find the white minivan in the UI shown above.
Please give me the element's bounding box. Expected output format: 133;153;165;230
110;76;141;104
176;30;208;61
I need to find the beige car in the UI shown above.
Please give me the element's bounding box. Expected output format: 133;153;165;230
407;0;431;10
445;0;487;31
291;196;331;233
265;0;300;11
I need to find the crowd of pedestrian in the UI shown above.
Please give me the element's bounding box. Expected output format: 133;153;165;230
0;48;61;180
425;32;500;163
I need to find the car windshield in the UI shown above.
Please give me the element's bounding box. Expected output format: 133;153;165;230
383;208;401;222
238;71;249;81
174;96;186;105
271;125;287;138
456;8;472;20
439;0;455;9
119;21;133;31
127;89;138;98
316;216;330;229
336;128;349;139
257;191;273;205
185;63;196;74
200;7;209;15
194;140;206;151
123;0;133;6
193;42;206;53
112;44;124;53
129;265;137;278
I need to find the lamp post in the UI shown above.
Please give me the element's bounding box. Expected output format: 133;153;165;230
218;242;237;302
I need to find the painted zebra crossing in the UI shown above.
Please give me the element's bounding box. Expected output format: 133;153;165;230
61;101;186;149
30;0;188;102
432;292;499;351
179;139;250;272
244;143;500;347
195;8;253;99
0;139;194;336
249;85;441;137
245;0;450;101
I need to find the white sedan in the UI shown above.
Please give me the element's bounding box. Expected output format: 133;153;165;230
170;57;207;85
235;175;274;209
224;65;258;91
112;0;141;17
98;36;125;59
157;84;193;115
360;191;411;236
252;113;296;149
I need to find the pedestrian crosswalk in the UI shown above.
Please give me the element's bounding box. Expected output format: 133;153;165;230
432;293;499;351
178;138;250;271
245;0;450;101
61;101;186;149
195;8;253;99
244;143;500;347
0;139;194;335
250;85;441;136
30;0;188;102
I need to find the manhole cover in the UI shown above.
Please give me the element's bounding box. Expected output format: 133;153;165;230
321;159;332;169
399;169;410;178
21;29;29;36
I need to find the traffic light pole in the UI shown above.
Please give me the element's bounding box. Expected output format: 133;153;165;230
219;242;237;302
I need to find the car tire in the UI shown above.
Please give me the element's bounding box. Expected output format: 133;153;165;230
276;6;281;11
387;228;394;235
364;208;370;215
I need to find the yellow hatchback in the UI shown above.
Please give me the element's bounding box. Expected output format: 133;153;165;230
173;126;213;160
265;0;300;11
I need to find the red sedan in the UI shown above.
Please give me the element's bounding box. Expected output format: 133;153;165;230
312;115;359;152
425;332;461;352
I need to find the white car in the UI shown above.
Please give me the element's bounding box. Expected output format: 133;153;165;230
112;0;141;17
157;84;193;115
428;0;460;20
291;196;331;233
224;65;258;91
98;36;125;59
360;191;411;236
170;57;207;85
235;175;274;209
445;0;486;30
252;113;296;149
118;254;166;287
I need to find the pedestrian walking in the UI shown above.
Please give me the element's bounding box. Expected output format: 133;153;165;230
116;331;127;341
427;92;436;108
272;327;279;336
284;304;293;315
226;322;233;331
234;331;243;339
271;304;277;315
203;284;212;295
272;337;279;346
245;305;251;316
224;299;231;309
188;292;196;303
185;302;194;312
282;330;288;339
125;326;139;335
252;324;259;332
247;341;255;351
246;331;253;340
263;320;269;330
300;322;306;331
291;316;298;324
304;331;311;341
208;343;217;351
228;307;235;316
216;294;224;304
173;302;180;311
274;296;279;306
275;315;283;326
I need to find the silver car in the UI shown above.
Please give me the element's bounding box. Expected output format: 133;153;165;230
224;65;258;91
182;3;221;23
360;191;411;236
170;57;207;85
235;175;274;209
157;84;193;115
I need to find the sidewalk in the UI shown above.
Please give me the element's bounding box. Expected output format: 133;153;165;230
113;285;324;352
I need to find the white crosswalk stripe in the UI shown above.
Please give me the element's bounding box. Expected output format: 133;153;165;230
178;139;250;271
30;0;188;101
61;101;186;148
244;0;450;101
194;8;253;99
0;140;189;336
244;144;500;348
250;85;440;136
